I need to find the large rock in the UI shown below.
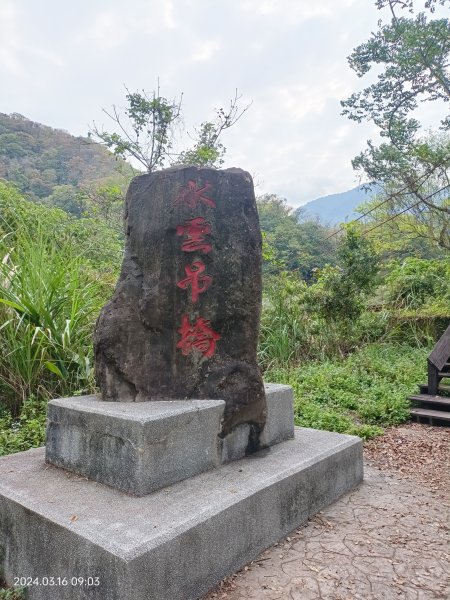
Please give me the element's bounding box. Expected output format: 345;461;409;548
94;166;266;439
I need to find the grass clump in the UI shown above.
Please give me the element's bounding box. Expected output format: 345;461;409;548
0;181;119;416
0;587;26;600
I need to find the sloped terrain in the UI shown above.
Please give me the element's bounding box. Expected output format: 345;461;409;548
0;113;131;200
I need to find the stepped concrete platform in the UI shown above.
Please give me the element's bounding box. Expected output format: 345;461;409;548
0;428;363;600
46;397;226;495
45;384;295;495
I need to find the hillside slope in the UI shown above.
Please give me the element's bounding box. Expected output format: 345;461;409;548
0;113;132;200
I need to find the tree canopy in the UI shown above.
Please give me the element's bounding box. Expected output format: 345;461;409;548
91;87;251;172
256;194;337;278
341;0;450;249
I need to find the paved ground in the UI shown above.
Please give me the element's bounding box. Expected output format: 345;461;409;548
203;426;450;600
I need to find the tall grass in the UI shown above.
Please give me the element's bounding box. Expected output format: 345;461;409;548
0;218;107;414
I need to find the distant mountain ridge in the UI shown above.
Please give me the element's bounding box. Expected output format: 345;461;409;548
296;185;378;225
0;112;376;226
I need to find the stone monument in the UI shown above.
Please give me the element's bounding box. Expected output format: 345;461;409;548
0;166;363;600
44;168;295;495
94;167;267;439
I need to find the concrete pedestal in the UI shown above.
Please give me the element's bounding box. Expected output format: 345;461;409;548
45;383;295;495
0;428;363;600
46;397;226;495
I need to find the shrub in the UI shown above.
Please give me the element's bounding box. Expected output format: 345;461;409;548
0;397;47;456
264;343;427;439
259;271;389;368
0;182;117;414
385;257;450;310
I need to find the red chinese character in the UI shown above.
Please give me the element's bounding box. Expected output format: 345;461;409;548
177;261;212;302
177;315;220;358
176;217;212;254
173;180;216;209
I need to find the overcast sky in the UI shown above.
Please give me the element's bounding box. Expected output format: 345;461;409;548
1;0;391;206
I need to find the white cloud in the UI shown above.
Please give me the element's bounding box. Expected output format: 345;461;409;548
162;0;177;29
329;125;352;146
276;85;327;120
0;2;23;75
185;40;221;63
31;48;64;68
77;12;132;50
0;2;64;78
239;0;357;22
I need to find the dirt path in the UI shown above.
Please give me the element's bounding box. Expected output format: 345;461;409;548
202;424;450;600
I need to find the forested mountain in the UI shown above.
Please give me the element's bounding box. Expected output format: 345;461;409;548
0;113;132;201
0;112;374;228
297;186;377;225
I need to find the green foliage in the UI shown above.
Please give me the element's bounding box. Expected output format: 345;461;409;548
91;87;183;172
64;217;123;274
42;184;84;217
92;87;250;172
259;273;310;367
338;226;379;291
342;7;450;137
176;121;226;167
354;134;450;250
259;228;381;369
265;343;428;438
81;183;125;234
0;181;122;274
259;271;388;370
0;180;70;235
256;194;337;278
354;191;450;261
0;587;26;600
176;94;251;168
342;0;450;250
307;227;379;322
257;194;293;229
0;182;117;414
0;397;46;456
384;257;450;311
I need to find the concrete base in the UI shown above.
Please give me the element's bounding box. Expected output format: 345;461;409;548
0;428;363;600
45;383;295;495
46;397;226;495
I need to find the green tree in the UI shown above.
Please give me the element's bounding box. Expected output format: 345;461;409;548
91;86;183;172
43;184;87;217
91;87;250;171
176;92;251;167
310;227;379;322
341;0;450;249
256;194;337;278
82;183;125;233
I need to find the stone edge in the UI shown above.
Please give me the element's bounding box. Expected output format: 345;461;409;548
0;430;363;600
